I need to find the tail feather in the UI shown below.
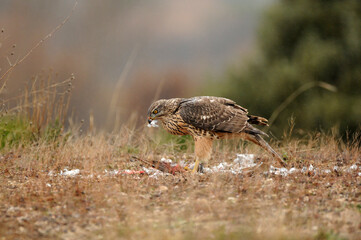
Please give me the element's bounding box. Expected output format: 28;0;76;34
244;124;269;137
244;133;286;167
247;115;269;126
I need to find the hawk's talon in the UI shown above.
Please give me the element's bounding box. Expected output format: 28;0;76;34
198;163;204;173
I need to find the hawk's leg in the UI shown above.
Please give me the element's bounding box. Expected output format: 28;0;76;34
192;137;213;173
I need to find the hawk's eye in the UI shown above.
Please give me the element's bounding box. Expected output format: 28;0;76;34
153;109;158;114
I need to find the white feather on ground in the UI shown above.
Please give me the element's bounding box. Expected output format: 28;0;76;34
46;156;360;179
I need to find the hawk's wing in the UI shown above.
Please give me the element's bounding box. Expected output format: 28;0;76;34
178;97;249;133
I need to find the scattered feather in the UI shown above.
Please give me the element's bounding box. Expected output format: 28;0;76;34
60;169;80;177
147;120;159;128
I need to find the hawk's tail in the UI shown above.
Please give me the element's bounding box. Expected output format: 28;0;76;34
244;133;286;167
247;115;268;126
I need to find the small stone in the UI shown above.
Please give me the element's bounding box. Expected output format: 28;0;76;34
158;185;168;192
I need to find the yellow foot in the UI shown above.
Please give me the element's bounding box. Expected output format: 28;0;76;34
191;160;205;173
192;159;200;173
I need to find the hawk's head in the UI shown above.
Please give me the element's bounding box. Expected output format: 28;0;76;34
147;99;168;124
147;98;183;124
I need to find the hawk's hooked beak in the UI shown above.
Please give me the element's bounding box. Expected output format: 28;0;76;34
148;117;153;124
147;117;159;128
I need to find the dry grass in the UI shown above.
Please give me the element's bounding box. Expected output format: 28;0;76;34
0;59;359;240
0;17;360;240
0;125;360;240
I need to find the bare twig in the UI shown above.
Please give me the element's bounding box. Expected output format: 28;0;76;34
1;77;73;105
268;81;337;127
107;45;139;131
131;156;186;174
0;1;78;83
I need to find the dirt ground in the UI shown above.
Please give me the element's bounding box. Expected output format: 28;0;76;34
0;132;360;240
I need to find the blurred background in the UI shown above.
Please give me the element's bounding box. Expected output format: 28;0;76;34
0;0;360;138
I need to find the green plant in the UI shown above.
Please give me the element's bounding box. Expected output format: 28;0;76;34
208;0;361;138
315;230;346;240
0;115;34;149
0;72;73;149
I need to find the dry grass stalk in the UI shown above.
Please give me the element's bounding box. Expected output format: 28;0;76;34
0;1;78;85
0;123;360;239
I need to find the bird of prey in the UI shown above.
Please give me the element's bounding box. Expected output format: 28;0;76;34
147;96;286;172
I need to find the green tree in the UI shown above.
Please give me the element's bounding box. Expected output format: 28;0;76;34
219;0;361;137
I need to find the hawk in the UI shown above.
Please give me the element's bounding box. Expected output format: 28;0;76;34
147;96;286;172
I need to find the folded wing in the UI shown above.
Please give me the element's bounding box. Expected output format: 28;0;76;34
179;96;249;133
